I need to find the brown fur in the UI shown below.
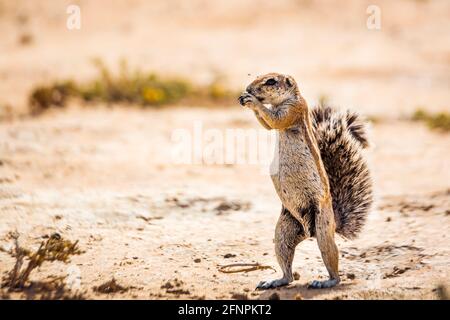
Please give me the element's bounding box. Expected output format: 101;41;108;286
239;73;372;289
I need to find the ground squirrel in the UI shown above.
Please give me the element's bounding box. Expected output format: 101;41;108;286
239;73;373;289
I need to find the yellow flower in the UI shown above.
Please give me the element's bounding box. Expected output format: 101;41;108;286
142;87;166;104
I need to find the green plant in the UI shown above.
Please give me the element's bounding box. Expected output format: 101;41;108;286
78;59;192;106
412;108;450;132
29;81;77;115
27;60;239;115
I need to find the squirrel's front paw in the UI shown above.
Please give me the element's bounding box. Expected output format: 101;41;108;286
238;92;258;108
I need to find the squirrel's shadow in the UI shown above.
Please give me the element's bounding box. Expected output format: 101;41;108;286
256;282;354;300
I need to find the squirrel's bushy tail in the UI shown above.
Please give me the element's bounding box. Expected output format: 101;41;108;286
311;105;373;239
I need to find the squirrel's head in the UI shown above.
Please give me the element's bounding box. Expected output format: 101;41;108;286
245;73;300;106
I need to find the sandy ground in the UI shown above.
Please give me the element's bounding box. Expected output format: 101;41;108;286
0;0;449;299
0;106;449;299
1;0;449;116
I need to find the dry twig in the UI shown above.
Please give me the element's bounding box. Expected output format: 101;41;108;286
218;263;275;274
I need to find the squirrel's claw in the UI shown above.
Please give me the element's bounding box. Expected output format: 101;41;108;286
256;278;290;290
307;278;340;289
238;92;255;107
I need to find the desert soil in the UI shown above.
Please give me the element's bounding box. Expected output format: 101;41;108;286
0;0;449;299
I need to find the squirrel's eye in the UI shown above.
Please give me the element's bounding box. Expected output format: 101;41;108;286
264;79;277;86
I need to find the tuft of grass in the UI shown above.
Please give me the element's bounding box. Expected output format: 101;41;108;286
412;108;450;132
29;81;77;115
411;108;427;121
78;59;192;106
1;232;83;291
28;60;238;115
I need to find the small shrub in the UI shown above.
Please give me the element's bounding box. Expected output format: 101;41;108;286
412;108;428;121
427;112;450;131
27;60;239;115
2;232;83;290
78;59;192;106
29;81;77;115
412;108;450;132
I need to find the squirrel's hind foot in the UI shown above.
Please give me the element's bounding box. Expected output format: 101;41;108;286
307;278;340;289
256;277;291;290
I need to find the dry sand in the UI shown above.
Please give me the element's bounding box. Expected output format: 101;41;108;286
0;0;449;299
0;106;448;299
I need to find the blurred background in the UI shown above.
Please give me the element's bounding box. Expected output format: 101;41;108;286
0;0;449;115
0;0;449;300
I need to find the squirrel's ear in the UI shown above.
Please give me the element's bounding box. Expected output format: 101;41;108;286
285;75;295;88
